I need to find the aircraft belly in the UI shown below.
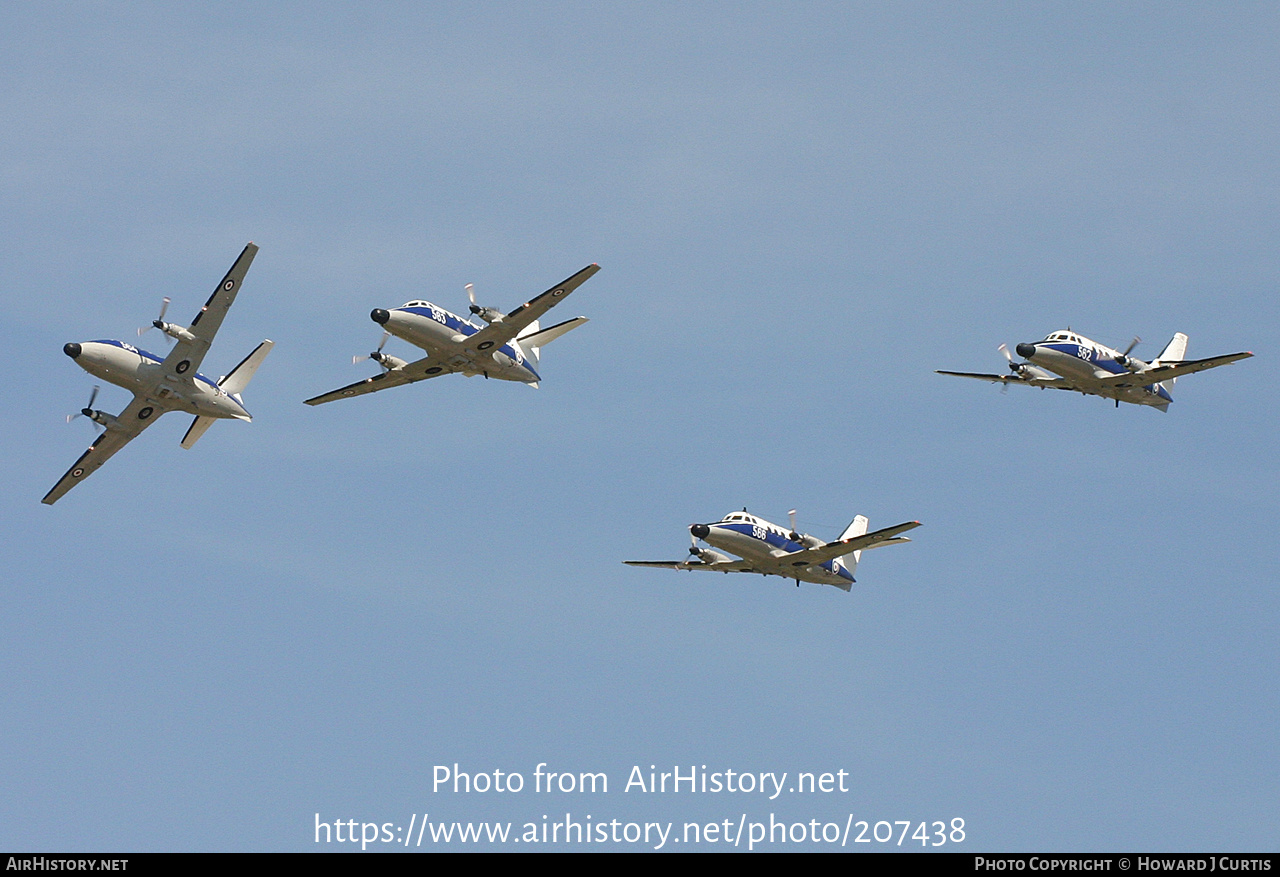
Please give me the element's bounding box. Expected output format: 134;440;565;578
704;531;826;584
388;313;458;351
78;346;155;393
706;530;769;561
1035;351;1097;382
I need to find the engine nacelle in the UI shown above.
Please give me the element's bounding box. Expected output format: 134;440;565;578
1115;355;1150;373
469;305;506;325
87;410;122;431
691;547;731;564
371;353;408;370
1019;363;1055;381
158;322;197;343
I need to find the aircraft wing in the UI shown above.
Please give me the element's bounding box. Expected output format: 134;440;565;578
1094;352;1253;389
936;370;1076;390
160;243;258;378
304;356;456;405
777;521;922;567
465;264;599;354
623;559;761;573
42;394;160;505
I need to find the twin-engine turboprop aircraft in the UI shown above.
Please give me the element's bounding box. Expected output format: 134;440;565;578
625;509;921;590
304;264;600;405
43;244;273;505
937;330;1252;411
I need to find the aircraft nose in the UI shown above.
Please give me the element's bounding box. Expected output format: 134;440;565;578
371;308;390;325
1015;342;1036;358
63;342;82;359
690;523;710;539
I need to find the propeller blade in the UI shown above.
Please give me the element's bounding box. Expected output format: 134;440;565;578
354;332;391;365
466;282;486;317
138;297;171;336
998;343;1023;377
1121;336;1141;357
68;386;101;426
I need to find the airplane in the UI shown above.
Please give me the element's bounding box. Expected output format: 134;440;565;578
936;329;1253;411
43;243;273;505
624;509;921;590
304;264;600;405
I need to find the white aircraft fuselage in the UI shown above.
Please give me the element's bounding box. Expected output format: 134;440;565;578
938;329;1252;411
374;303;540;384
625;510;919;590
65;340;252;421
1014;332;1173;408
691;513;856;587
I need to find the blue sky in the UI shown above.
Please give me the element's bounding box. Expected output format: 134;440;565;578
2;3;1277;851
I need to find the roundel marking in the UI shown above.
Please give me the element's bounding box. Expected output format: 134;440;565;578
72;468;85;478
426;366;443;374
138;406;154;419
477;341;494;350
342;390;355;396
552;288;565;297
176;360;191;374
223;280;235;291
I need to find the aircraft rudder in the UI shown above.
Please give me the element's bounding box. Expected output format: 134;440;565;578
1154;332;1187;392
838;514;869;542
838;514;869;572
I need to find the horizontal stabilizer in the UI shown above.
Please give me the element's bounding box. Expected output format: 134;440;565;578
180;415;218;449
517;316;589;350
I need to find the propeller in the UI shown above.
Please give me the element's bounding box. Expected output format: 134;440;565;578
998;343;1021;372
1114;336;1142;367
996;343;1024;392
137;297;173;342
353;332;392;368
788;509;801;542
465;282;504;323
67;385;103;430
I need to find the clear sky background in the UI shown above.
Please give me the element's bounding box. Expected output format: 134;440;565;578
2;2;1277;852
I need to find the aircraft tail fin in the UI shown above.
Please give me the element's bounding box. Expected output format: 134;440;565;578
837;514;869;573
1153;332;1188;392
180;415;218;449
218;339;275;396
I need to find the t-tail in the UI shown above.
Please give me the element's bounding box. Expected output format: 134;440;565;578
1151;332;1188;409
836;514;870;576
514;316;589;387
181;339;275;449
